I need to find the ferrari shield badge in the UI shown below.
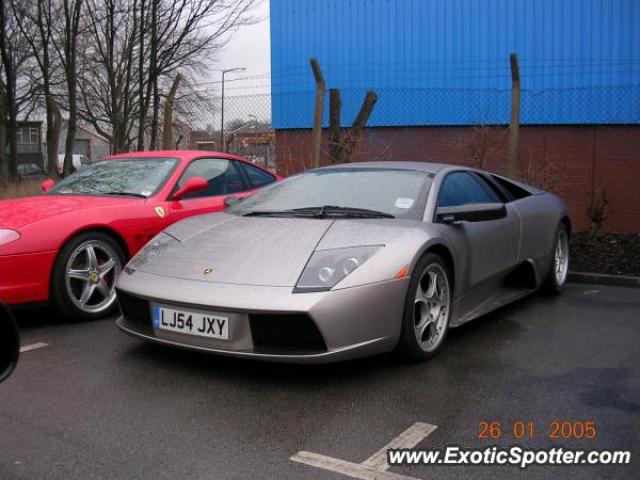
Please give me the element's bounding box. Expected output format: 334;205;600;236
155;206;165;218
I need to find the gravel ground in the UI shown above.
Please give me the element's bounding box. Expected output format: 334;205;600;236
571;233;640;277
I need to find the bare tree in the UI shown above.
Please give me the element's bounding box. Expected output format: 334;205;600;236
79;0;141;153
586;188;609;241
457;124;505;170
56;0;84;176
147;0;160;149
0;0;21;179
14;0;64;177
145;0;258;150
135;0;147;150
77;0;257;153
0;1;41;180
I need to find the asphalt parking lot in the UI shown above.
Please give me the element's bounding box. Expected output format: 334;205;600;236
1;283;638;480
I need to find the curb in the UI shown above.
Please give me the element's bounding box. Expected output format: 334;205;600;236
568;271;640;289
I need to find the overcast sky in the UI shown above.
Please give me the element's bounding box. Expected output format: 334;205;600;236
213;0;271;95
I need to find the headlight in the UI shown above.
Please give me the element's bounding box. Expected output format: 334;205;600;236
294;245;382;292
125;232;179;272
0;229;20;247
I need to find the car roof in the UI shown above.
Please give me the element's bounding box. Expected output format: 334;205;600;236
106;150;245;162
315;161;456;174
320;161;544;193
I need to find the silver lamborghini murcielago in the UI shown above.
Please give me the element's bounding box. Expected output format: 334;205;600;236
115;162;571;363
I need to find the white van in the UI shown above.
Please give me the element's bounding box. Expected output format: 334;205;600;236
56;154;90;174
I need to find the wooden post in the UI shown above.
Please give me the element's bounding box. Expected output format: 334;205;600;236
310;57;325;168
508;53;520;177
336;90;378;164
329;89;341;163
162;73;182;150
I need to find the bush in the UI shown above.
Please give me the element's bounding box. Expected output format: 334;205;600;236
0;179;43;200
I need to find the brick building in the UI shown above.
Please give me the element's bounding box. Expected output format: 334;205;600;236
269;0;640;233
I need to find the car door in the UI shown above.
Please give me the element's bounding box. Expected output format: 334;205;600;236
435;171;521;290
168;158;250;222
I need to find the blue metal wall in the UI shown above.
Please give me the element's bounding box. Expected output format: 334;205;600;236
270;0;640;128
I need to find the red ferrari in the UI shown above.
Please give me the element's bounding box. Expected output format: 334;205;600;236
0;150;280;320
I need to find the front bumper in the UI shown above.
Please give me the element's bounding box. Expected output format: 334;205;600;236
115;269;410;363
0;251;57;305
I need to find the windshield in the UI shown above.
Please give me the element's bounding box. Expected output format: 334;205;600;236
49;158;178;197
228;167;432;220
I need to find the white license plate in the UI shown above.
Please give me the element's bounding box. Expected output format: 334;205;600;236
152;305;229;339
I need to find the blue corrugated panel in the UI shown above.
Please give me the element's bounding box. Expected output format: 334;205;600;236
270;0;640;128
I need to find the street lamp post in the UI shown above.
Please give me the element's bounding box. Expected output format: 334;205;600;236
220;67;245;152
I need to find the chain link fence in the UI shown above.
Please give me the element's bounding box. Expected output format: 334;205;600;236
13;84;640;178
172;83;639;174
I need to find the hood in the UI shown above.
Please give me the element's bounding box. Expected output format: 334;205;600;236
0;195;135;229
134;214;334;287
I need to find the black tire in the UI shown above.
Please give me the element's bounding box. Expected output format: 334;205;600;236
51;231;126;321
395;252;453;361
541;223;570;295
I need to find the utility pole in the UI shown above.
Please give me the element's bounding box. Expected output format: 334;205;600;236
220;67;245;151
248;114;257;160
508;53;521;177
225;123;255;154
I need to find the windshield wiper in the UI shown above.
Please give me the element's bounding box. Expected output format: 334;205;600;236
289;206;395;218
242;206;394;219
102;191;148;198
242;210;318;217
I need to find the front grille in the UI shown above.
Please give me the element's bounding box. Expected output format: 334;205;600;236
249;314;327;354
117;290;152;332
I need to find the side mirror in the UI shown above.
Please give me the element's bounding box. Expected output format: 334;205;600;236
0;303;19;383
41;178;55;193
172;177;208;200
224;196;243;208
436;203;507;224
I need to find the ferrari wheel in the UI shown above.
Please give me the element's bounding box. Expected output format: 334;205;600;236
51;232;125;321
542;223;570;294
396;253;452;361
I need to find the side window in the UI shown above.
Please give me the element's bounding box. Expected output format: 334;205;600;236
178;158;247;199
477;173;512;202
489;174;532;200
437;172;500;207
241;163;276;189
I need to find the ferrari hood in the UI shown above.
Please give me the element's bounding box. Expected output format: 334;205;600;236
133;214;335;287
0;195;134;229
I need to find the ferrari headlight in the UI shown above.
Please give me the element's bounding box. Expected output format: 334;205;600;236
294;245;382;292
126;232;178;272
0;229;20;247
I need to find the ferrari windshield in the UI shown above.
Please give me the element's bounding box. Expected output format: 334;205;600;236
49;158;178;197
228;167;432;220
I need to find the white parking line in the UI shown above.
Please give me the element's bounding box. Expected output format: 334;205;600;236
291;451;421;480
583;289;600;295
362;422;438;471
290;422;437;480
19;342;49;353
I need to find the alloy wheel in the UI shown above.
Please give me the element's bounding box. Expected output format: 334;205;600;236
64;240;122;314
554;229;569;286
414;263;450;352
